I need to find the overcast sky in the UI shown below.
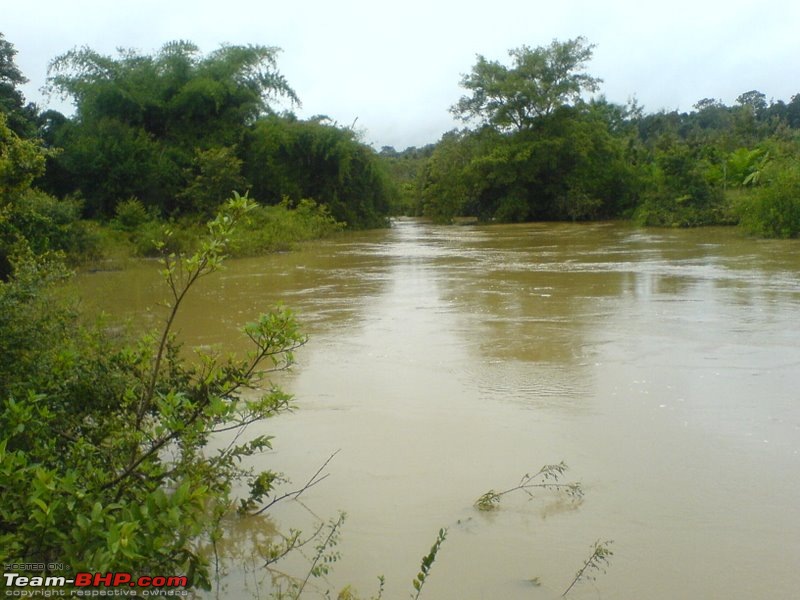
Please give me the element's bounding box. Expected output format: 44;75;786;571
4;0;800;149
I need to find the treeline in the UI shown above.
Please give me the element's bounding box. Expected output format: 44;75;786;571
391;37;800;237
1;33;393;266
6;31;800;246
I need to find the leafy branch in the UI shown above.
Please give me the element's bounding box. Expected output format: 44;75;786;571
561;539;614;597
138;190;256;425
293;512;347;599
474;462;583;510
411;528;447;599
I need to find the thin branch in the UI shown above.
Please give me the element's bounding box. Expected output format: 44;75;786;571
561;540;614;597
294;513;345;599
262;522;325;567
254;450;340;515
104;400;209;492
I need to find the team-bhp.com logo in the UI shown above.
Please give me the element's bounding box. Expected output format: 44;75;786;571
3;572;188;597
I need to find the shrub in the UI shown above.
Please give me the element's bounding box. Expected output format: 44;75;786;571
112;197;152;232
0;190;100;277
736;160;800;238
230;198;344;255
0;195;306;588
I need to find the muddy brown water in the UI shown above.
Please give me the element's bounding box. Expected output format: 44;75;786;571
75;219;800;599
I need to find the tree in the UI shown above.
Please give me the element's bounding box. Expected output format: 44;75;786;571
786;94;800;128
0;33;38;138
178;145;247;217
420;129;484;222
736;90;768;116
451;37;601;132
421;103;634;223
43;41;298;216
47;42;298;138
242;116;391;228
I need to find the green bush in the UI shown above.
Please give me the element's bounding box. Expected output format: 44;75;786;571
112;197;152;232
0;196;306;588
736;161;800;238
1;114;99;274
230;198;344;255
0;190;101;278
103;197;342;259
632;193;733;227
632;139;734;227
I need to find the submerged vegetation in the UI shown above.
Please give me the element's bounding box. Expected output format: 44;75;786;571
474;462;583;511
106;196;343;259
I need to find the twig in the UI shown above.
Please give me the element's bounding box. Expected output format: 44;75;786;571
411;528;448;599
294;513;345;598
254;450;340;515
561;539;614;597
262;522;325;567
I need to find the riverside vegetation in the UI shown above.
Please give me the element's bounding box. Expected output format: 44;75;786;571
4;32;800;266
385;38;800;237
1;28;797;597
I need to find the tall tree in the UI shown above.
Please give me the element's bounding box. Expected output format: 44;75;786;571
43;42;299;216
451;37;601;132
736;90;768;116
242;116;391;228
47;42;298;138
0;33;38;137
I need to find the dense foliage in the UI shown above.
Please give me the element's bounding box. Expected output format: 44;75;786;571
6;31;800;236
378;144;435;215
410;38;800;236
0;193;306;588
421;100;636;223
0;33;39;137
0;114;97;278
242;116;391;228
0;51;341;591
31;40;392;228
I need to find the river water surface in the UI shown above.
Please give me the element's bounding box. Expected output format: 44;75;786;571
76;219;800;599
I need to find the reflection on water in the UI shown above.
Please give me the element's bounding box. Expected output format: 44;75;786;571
75;219;800;599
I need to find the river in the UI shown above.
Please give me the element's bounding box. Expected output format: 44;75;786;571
75;219;800;599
